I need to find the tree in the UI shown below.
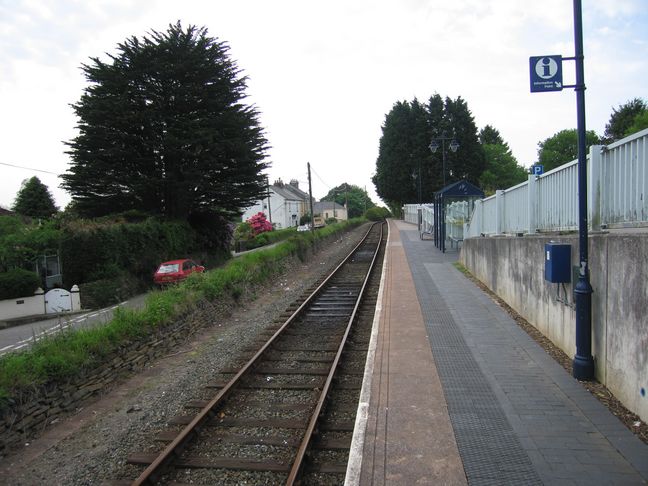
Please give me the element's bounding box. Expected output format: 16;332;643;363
603;98;647;143
625;110;648;137
479;125;506;146
321;183;374;218
373;94;485;212
479;144;527;195
440;96;485;185
62;22;269;220
12;176;58;219
372;100;427;213
537;129;600;172
477;125;527;194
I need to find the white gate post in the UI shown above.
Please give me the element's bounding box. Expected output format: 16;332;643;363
71;285;81;312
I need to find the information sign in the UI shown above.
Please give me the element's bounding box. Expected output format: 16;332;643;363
530;55;563;92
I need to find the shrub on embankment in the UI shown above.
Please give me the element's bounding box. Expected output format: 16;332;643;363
0;218;365;409
233;225;298;252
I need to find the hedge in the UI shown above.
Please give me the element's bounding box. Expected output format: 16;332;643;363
59;218;198;286
0;269;41;300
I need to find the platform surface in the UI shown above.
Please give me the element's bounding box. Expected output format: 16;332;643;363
349;219;648;485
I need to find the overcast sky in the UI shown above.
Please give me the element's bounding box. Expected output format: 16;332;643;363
1;0;647;210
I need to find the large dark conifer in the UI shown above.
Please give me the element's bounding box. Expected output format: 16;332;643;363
62;22;269;219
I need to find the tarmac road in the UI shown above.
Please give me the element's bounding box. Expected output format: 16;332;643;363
0;293;149;357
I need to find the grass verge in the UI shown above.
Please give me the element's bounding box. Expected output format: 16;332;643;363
0;218;366;405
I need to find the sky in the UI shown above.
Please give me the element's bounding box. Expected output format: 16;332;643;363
1;0;647;210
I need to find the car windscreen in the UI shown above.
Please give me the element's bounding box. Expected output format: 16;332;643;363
157;263;180;274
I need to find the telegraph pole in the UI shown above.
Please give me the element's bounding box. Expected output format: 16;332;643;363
265;175;272;224
307;162;315;233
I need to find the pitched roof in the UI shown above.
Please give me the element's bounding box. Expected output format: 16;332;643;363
271;181;310;202
313;201;345;212
272;185;305;201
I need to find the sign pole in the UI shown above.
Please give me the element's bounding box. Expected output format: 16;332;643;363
571;0;594;381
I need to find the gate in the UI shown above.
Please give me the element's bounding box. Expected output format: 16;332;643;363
45;288;72;314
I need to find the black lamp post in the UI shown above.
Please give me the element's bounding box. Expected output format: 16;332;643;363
429;132;459;252
571;0;595;381
428;131;459;188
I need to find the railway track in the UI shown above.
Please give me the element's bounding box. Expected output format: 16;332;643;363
112;222;386;485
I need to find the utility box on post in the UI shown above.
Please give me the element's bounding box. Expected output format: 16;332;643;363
544;242;571;283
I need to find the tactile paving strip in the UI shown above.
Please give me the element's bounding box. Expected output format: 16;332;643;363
401;233;542;485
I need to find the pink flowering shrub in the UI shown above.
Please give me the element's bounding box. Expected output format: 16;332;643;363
247;212;273;236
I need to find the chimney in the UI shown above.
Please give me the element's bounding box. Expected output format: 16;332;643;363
289;179;299;189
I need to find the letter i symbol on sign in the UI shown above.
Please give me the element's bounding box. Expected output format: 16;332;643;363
542;58;552;77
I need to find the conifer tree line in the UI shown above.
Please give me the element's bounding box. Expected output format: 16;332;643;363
372;94;526;213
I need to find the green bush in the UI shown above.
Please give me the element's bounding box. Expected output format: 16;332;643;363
235;226;298;251
0;268;41;300
234;221;253;241
365;206;391;221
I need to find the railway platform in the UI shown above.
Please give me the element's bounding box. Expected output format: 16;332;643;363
348;219;648;485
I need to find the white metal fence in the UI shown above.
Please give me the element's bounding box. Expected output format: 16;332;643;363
465;128;648;237
403;203;435;235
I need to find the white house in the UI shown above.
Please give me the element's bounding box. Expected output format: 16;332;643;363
313;201;347;221
241;179;310;229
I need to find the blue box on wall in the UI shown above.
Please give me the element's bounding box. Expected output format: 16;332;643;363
544;242;571;283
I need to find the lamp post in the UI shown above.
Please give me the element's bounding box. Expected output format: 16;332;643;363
428;131;460;188
429;131;459;252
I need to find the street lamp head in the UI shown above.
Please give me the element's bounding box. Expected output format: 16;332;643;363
449;140;460;152
428;140;440;153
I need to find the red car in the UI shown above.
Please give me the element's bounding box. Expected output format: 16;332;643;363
153;259;205;285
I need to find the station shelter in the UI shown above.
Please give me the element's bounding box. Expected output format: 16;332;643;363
434;180;484;253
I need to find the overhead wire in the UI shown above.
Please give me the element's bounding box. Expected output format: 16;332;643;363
1;162;60;176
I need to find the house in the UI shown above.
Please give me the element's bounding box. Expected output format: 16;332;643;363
241;179;310;229
313;201;347;221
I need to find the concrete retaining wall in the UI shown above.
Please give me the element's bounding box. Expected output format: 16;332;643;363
0;289;45;321
460;232;648;422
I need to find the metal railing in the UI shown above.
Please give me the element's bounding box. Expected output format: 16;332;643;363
403;203;435;236
465;128;648;237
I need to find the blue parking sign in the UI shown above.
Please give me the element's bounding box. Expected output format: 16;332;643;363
530;55;563;92
530;164;544;175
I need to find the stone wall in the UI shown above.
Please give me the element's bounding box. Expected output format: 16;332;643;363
0;302;213;455
460;232;648;422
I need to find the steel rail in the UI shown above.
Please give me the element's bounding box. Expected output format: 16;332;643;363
286;222;384;484
131;222;380;485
